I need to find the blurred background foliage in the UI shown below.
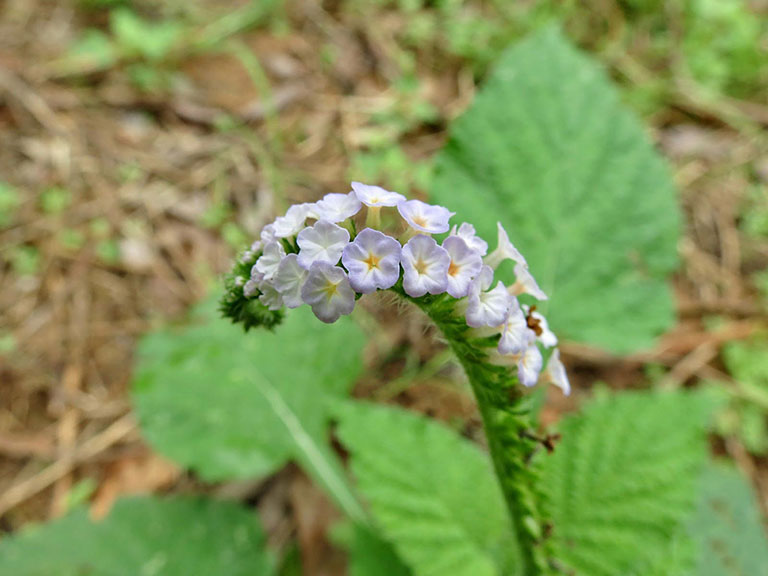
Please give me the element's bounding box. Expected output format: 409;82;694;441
0;0;767;574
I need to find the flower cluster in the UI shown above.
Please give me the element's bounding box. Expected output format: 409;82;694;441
232;182;569;395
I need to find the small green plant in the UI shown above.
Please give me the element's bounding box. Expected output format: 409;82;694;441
2;27;767;576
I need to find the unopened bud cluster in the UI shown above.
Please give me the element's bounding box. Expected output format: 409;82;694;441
227;182;569;394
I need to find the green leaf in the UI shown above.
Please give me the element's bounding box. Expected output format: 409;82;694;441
348;526;413;576
335;402;516;576
0;496;274;575
110;8;182;61
542;391;715;576
686;463;768;576
430;28;680;353
67;29;117;70
133;299;367;522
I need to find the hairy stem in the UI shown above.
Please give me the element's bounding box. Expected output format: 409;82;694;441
400;290;553;576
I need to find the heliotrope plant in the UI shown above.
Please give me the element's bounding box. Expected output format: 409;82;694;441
221;182;570;574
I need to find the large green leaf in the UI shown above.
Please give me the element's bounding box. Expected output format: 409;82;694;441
133;300;367;522
542;391;715;576
431;28;680;353
0;496;273;575
686;463;768;576
335;402;516;576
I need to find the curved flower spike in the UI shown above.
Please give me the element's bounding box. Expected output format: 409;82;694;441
397;199;454;234
545;348;571;396
297;220;350;270
442;235;483;298
300;261;356;323
313;192;362;223
342;228;401;294
465;265;510;327
351;182;405;207
401;235;451;297
223;184;570;574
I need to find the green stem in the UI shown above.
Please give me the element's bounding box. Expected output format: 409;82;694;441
398;289;553;576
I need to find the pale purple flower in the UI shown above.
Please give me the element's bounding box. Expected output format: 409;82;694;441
301;261;356;323
498;297;533;355
342;228;401;294
465;265;509;327
273;254;308;308
397;199;454;234
313;192;362;223
450;223;488;257
255;241;285;280
351;182;405;207
401;235;450;297
273;203;314;238
518;342;543;388
250;239;263;253
485;222;527;269
514;262;548;301
442;235;483;298
546;348;570;396
260;224;277;244
258;279;284;311
297;220;350;270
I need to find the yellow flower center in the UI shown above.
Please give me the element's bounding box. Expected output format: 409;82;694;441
448;260;460;277
363;253;381;271
411;215;428;228
322;281;339;300
414;258;429;275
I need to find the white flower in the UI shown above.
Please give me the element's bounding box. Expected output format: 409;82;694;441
525;307;557;347
297;220;350;270
273;203;314;238
273;254;308;308
258;279;284;310
351;182;405;207
255;241;286;280
250;239;263;253
485;222;527;269
545;348;570;396
465;265;509;327
450;222;488;256
260;223;277;244
397;199;454;234
518;342;543;388
313;192;362;223
243;278;259;298
401;235;450;297
301;261;356;323
498;297;532;355
513;262;548;301
341;228;402;294
442;235;483;298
